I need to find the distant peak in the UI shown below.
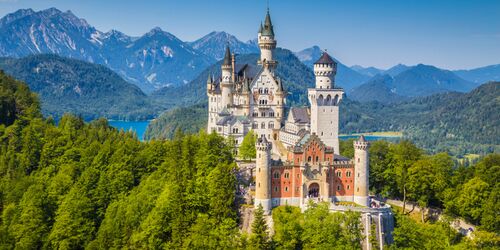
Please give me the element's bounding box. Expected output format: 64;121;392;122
40;7;63;15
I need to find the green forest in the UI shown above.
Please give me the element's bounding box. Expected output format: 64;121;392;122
1;71;499;249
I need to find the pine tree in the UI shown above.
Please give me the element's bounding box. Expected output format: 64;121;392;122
250;204;270;250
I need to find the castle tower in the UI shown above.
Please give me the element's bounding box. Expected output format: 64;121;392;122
255;136;272;214
354;135;370;207
308;52;344;154
206;73;217;132
258;9;277;69
221;46;234;108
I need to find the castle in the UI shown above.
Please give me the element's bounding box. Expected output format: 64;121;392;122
207;9;371;210
207;9;394;248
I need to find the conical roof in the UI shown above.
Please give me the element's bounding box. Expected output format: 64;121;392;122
223;46;231;65
358;135;366;142
314;52;335;65
262;10;274;37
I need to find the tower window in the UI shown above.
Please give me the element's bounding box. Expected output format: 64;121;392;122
273;171;280;179
274;186;279;192
285;186;289;192
346;171;351;177
337;185;341;191
347;185;350;190
284;172;290;179
337;171;342;177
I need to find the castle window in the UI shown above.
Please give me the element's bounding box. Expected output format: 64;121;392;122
284;172;290;179
315;156;319;162
347;185;350;190
269;122;274;129
308;156;312;162
274;186;279;192
337;185;341;191
253;112;258;117
269;112;274;117
261;112;266;117
273;171;280;179
346;171;352;177
336;171;342;177
358;158;360;163
261;122;265;129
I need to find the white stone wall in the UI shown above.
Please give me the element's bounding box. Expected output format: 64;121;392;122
354;141;370;207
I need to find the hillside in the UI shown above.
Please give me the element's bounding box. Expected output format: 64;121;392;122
349;74;408;104
342;82;499;155
0;54;162;120
0;8;213;92
350;65;384;77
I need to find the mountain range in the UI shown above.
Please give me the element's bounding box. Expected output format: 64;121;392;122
188;31;259;60
0;8;214;93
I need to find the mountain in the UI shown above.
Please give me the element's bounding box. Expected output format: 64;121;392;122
189;31;259;60
350;65;384;77
0;8;213;93
391;64;474;97
384;64;410;77
349;74;408;104
453;64;500;85
0;54;162;120
152;47;315;107
294;46;369;91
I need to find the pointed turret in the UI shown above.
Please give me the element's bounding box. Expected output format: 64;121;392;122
223;46;232;66
258;8;277;68
262;9;274;37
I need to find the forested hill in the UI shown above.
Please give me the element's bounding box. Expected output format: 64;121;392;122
342;81;500;155
146;82;499;156
0;54;162;120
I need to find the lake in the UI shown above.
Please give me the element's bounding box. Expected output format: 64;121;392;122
109;120;150;141
108;120;401;142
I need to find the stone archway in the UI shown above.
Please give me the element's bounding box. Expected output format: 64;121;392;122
308;183;320;198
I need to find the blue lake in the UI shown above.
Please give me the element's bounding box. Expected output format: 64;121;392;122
108;120;401;142
109;120;150;141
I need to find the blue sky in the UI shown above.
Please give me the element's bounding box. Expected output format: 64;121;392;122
1;0;499;70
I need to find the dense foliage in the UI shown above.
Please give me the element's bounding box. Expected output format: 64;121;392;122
272;203;363;249
0;70;41;126
144;103;208;140
0;73;244;248
340;139;500;234
239;130;256;160
0;54;164;121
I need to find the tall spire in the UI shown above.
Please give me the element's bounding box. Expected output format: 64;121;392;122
262;9;274;37
223;45;231;66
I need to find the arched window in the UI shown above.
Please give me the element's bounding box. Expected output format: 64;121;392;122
326;95;331;105
274;186;279;192
337;185;341;191
315;156;319;162
269;122;274;129
347;185;350;190
346;171;352;177
336;171;342;177
318;94;324;105
284;172;290;179
308;156;312;162
261;122;266;129
261;112;266;117
273;171;280;179
285;186;289;192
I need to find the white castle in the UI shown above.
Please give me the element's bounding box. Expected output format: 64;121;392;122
207;9;394;248
207;9;342;154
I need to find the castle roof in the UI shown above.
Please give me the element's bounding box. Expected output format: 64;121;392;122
223;46;232;66
358;135;366;142
216;115;250;126
262;10;274;37
315;52;335;65
290;107;310;124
